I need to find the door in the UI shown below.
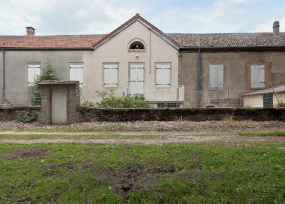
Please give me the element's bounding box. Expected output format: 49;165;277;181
129;65;144;95
52;89;67;124
263;94;273;108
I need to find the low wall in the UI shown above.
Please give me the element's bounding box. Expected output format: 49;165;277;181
0;106;284;123
0;106;40;122
78;107;285;122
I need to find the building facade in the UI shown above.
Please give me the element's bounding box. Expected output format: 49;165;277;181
1;14;285;108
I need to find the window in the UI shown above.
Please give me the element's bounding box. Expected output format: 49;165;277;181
28;64;41;86
70;65;83;86
104;64;118;87
250;65;265;88
156;64;171;88
209;65;223;88
129;41;145;49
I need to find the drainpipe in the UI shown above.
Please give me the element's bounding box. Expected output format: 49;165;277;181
1;50;5;104
197;49;202;107
149;28;152;73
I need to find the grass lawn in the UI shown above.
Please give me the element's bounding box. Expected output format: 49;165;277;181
0;142;285;203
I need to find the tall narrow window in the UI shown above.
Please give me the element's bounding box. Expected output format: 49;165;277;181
104;64;118;87
28;64;41;86
209;65;223;88
251;65;265;88
70;65;83;86
156;64;171;88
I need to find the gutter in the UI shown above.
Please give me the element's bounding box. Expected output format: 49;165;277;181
197;49;202;107
0;47;94;51
179;46;285;52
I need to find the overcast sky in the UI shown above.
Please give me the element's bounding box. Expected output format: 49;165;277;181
0;0;284;35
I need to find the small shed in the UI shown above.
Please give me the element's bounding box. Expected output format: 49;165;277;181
243;84;285;108
38;80;81;124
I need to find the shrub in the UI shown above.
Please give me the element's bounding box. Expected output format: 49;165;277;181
31;61;58;106
19;112;37;123
81;101;95;108
96;89;150;108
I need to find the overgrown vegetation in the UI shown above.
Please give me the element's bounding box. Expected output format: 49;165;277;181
95;89;150;108
0;143;285;203
18;111;37;123
81;101;95;108
31;61;58;106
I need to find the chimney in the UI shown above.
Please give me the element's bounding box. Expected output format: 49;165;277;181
26;27;35;36
273;21;280;37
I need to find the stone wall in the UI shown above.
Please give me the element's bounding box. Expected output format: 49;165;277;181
0;106;40;121
1;106;284;123
78;107;285;122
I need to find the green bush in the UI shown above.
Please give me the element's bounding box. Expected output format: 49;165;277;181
96;89;150;108
31;61;58;106
81;101;95;108
19;112;37;123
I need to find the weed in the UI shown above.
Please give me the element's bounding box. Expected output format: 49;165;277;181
18;112;37;123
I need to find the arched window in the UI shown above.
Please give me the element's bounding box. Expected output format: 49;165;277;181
130;41;145;49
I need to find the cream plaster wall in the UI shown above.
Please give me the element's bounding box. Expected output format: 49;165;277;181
82;21;179;103
243;92;285;107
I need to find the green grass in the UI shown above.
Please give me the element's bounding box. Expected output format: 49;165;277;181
0;134;165;139
235;131;285;137
0;143;285;203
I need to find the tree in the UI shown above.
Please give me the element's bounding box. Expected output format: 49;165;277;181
31;61;57;106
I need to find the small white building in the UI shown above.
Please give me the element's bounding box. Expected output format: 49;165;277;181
243;84;285;108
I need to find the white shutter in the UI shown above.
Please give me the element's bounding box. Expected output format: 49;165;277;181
216;65;223;88
70;67;77;81
77;66;83;85
258;65;265;88
251;65;259;88
28;66;35;86
104;64;117;87
209;65;217;88
156;64;170;88
210;65;223;88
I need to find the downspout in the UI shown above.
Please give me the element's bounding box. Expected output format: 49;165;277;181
197;49;202;107
149;28;152;73
1;50;5;104
1;50;12;105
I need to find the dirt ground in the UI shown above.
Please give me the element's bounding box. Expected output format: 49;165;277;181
0;120;284;144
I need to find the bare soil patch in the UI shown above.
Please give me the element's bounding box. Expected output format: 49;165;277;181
1;147;51;159
92;163;221;199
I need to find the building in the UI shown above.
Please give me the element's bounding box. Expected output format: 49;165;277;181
1;14;285;108
243;84;285;108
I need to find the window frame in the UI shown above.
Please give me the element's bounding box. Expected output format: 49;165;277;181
69;64;83;87
247;63;269;90
155;63;172;88
103;63;119;88
27;64;41;86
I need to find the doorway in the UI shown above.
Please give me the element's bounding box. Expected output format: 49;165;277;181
51;89;67;124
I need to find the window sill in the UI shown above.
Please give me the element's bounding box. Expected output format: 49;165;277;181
128;49;146;52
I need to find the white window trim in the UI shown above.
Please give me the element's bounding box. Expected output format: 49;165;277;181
27;64;41;86
155;63;171;88
103;63;119;88
70;64;83;87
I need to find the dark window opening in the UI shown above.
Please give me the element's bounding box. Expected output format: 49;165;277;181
157;103;180;108
130;42;145;49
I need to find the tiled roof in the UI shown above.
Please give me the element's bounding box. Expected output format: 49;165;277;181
166;33;285;48
243;84;285;96
0;34;107;48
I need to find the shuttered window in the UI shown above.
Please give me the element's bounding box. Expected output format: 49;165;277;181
209;65;223;88
70;65;83;86
28;65;41;86
251;65;265;88
104;64;118;87
156;64;171;88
